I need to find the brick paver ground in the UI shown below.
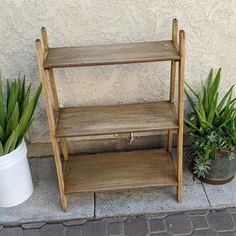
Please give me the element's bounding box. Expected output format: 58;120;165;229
1;208;236;235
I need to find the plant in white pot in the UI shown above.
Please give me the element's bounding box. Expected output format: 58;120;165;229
0;74;42;207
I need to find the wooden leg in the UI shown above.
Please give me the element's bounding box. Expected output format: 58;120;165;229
51;136;68;211
35;40;67;211
168;19;178;153
61;138;69;161
167;130;173;152
177;129;183;202
176;30;185;203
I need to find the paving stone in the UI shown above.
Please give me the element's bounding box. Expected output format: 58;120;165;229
40;223;66;236
124;216;149;236
106;217;127;223
226;208;236;213
108;222;124;235
191;229;218;236
82;221;107;236
190;216;209;229
66;225;82;236
0;227;23;236
166;214;193;235
148;213;167;219
187;210;209;216
23;229;40;236
230;213;236;225
219;232;235;236
207;211;234;231
0;226;2;231
149;233;171;236
21;222;45;229
63;219;86;226
149;218;166;232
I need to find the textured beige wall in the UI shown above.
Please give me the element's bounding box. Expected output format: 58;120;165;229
0;0;236;144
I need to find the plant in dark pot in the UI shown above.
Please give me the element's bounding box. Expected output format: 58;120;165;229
0;74;42;207
185;68;236;184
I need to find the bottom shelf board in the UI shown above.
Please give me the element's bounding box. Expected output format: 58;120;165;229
64;149;178;194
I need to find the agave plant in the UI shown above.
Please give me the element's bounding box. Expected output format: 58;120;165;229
0;73;42;156
185;69;236;178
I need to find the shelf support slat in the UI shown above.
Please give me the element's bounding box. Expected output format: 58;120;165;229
168;18;178;152
35;39;68;211
41;27;69;162
177;30;185;203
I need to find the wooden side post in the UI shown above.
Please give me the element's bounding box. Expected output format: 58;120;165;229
177;30;185;203
35;39;68;211
168;18;178;152
41;27;69;161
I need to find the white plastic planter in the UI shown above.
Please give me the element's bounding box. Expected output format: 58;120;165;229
0;140;33;207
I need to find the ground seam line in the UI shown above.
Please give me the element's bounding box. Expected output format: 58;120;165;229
201;182;212;207
93;192;96;219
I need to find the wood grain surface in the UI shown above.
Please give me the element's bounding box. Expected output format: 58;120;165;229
56;101;179;138
44;40;180;69
64;149;177;194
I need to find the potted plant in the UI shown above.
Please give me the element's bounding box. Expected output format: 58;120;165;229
0;74;42;207
185;68;236;184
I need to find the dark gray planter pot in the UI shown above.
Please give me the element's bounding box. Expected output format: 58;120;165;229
202;152;236;184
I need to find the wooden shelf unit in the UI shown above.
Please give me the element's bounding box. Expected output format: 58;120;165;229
35;18;185;211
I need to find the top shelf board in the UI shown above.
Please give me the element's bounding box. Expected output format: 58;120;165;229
44;40;180;69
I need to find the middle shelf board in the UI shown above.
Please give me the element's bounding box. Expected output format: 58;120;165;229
56;101;179;138
44;40;180;69
64;149;178;194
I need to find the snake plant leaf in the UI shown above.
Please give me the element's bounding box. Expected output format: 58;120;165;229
14;79;20;103
184;88;198;113
207;69;213;93
207;92;218;124
20;84;31;114
6;80;10;106
0;141;3;156
9;125;20;152
0;125;5;142
6;102;19;137
19;76;26;109
217;86;234;112
184;119;200;132
185;88;208;128
17;99;35;144
32;83;42;112
185;82;207;121
7;82;17;119
203;86;209;115
3;129;19;154
197;94;206;121
208;68;221;104
219;110;236;128
17;118;34;146
185;82;199;98
0;75;5;130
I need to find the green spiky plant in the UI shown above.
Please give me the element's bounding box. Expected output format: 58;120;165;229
185;69;236;178
0;73;42;156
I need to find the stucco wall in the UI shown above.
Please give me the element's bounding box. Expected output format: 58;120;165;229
0;0;236;144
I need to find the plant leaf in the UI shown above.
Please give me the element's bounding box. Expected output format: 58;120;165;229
0;141;3;156
3;129;19;154
0;125;5;142
208;68;221;104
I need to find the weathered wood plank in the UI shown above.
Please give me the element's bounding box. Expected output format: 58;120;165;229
65;149;177;194
56;101;179;138
44;40;180;69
